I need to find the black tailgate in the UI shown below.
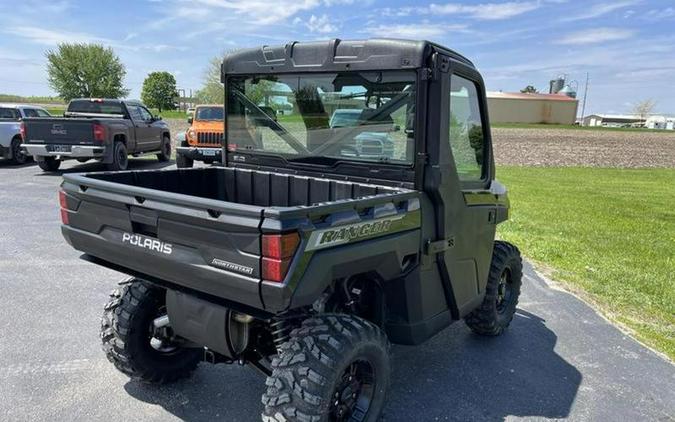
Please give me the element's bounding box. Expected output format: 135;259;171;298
24;118;95;145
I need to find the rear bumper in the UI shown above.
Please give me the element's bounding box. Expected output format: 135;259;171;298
176;146;222;161
23;144;105;159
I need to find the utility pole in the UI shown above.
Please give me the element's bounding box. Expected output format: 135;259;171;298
580;72;589;125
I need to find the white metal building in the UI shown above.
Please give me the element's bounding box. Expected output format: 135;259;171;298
486;92;579;125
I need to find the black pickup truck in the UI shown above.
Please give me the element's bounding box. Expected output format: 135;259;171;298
59;39;522;422
23;99;171;172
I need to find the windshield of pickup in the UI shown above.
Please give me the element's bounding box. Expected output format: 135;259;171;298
196;106;224;121
227;71;416;165
67;100;125;115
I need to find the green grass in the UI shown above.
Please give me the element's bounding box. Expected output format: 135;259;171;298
491;122;669;133
497;166;675;360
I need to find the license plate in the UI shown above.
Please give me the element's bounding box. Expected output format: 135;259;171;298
202;149;217;156
51;145;71;153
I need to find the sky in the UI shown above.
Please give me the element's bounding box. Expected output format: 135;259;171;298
1;0;674;115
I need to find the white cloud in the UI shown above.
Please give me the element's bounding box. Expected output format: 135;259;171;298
644;7;675;21
364;22;466;39
189;0;321;24
556;27;635;45
429;2;540;20
305;14;339;33
4;26;114;46
561;0;641;21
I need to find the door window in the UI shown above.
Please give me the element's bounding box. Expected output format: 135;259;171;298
138;107;153;122
36;109;51;117
0;108;19;120
127;105;143;121
449;75;485;181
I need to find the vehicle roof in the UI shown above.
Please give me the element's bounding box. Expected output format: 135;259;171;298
0;103;49;109
222;38;474;77
69;98;143;106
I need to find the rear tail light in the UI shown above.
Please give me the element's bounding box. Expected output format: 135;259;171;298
93;123;105;142
58;190;69;225
19;122;26;140
261;232;300;282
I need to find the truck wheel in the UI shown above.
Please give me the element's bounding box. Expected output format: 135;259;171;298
157;136;171;162
38;157;61;172
464;241;523;336
107;141;128;171
262;314;390;422
10;137;28;165
100;277;201;383
176;153;193;168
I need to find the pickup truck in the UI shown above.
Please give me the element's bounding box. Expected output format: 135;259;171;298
23;99;171;172
59;39;522;422
0;103;51;164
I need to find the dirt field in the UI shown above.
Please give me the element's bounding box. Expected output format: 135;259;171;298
493;128;675;168
166;119;675;168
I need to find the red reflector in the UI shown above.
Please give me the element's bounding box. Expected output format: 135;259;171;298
20;122;26;140
60;208;69;225
262;232;300;259
58;190;68;209
262;257;290;283
93;123;105;142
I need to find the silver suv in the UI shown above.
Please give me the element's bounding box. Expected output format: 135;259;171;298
0;104;51;164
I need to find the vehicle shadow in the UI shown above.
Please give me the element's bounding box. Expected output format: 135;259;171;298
34;158;174;176
123;309;581;422
0;159;35;169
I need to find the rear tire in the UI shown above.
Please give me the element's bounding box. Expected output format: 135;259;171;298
100;277;201;383
38;157;61;172
157;135;171;162
262;314;390;422
107;141;128;171
10;137;28;165
464;241;523;336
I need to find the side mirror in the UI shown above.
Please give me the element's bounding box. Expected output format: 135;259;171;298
157;115;162;121
187;117;193;124
393;124;401;131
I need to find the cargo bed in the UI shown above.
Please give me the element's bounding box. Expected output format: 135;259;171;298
60;167;419;313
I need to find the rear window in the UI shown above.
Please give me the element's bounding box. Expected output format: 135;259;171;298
67;100;125;115
0;108;19;120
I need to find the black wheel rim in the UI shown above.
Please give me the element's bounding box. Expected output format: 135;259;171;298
118;147;128;169
330;359;376;422
496;268;513;313
13;141;26;163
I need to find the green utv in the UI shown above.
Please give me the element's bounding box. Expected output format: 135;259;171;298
59;39;523;421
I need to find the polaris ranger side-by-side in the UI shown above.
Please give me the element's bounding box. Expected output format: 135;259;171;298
58;39;523;422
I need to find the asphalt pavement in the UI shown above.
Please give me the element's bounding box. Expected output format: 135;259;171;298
0;158;673;421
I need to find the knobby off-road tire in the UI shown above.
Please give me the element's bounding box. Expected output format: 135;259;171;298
38;157;61;172
100;277;201;383
107;141;128;171
176;153;193;168
157;135;171;162
262;314;390;422
465;241;523;336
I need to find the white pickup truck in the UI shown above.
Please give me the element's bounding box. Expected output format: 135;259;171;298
0;104;51;164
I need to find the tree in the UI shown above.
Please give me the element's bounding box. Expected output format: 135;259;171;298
194;57;224;104
141;71;177;112
632;99;656;122
45;43;129;100
520;85;538;93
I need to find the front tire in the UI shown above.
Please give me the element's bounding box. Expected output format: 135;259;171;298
10;137;28;165
100;277;201;383
38;157;61;172
464;241;523;336
107;141;128;171
157;135;171;162
262;314;390;422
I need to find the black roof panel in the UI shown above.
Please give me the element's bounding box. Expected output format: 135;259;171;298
221;38;473;77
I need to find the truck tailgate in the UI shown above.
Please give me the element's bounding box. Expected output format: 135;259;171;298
24;118;96;145
60;177;267;310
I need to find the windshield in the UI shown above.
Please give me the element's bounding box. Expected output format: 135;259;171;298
196;106;224;121
227;71;416;165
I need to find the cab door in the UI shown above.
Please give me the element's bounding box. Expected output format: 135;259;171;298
430;58;498;317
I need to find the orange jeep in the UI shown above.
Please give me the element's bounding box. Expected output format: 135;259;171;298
176;105;224;168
